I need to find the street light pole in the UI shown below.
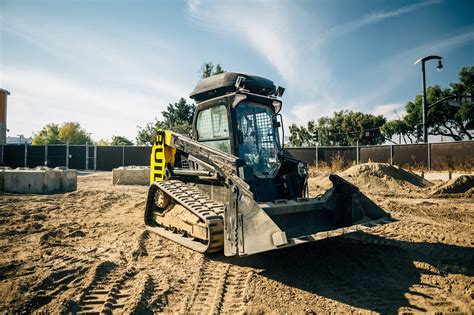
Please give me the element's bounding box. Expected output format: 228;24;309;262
421;61;428;143
415;55;443;143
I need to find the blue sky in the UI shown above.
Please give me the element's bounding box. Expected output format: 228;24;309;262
0;0;473;141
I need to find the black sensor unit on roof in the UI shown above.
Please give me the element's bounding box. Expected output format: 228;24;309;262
189;72;277;104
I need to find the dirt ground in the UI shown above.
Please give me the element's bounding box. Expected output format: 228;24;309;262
0;170;473;314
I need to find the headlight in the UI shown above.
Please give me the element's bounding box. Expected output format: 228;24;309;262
297;162;308;177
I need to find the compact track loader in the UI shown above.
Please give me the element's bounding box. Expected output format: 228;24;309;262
145;72;395;256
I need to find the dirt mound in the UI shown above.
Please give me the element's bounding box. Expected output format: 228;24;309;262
431;175;474;197
311;163;432;196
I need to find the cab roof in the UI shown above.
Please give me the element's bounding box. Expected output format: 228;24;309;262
189;72;276;104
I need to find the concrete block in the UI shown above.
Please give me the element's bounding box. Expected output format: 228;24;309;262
56;167;77;191
0;167;11;191
3;167;77;194
112;166;149;185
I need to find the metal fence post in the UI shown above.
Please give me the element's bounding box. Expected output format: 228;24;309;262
85;143;89;170
122;145;125;166
356;141;359;165
390;144;393;165
66;142;70;168
427;142;431;170
24;143;28;167
45;145;48;166
94;145;97;171
315;144;318;171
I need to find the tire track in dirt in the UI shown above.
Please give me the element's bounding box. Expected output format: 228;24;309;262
25;265;88;312
74;261;118;314
22;250;95;312
131;229;254;314
125;229;176;313
219;267;254;314
63;231;161;314
132;230;150;260
182;257;252;314
73;261;156;314
99;267;140;313
45;251;95;270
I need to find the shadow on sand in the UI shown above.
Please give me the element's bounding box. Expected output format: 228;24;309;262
212;232;473;313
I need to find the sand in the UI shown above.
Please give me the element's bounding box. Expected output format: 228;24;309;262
310;163;433;197
0;169;473;313
430;175;474;197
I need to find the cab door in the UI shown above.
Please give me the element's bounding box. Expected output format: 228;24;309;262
194;104;233;155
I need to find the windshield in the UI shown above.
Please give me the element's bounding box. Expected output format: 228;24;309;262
236;102;281;178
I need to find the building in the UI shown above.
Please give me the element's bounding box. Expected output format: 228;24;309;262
0;88;10;146
6;136;33;145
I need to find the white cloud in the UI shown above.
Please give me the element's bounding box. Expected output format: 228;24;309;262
360;29;474;107
409;29;474;54
187;1;302;84
285;99;358;127
313;1;441;47
2;66;174;140
186;0;202;14
186;0;337;123
1;0;468;142
362;0;440;25
373;103;404;119
0;13;192;140
186;0;443;125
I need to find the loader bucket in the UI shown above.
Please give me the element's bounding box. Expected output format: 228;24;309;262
224;174;395;256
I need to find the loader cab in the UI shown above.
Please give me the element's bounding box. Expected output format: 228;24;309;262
193;96;283;179
190;72;306;202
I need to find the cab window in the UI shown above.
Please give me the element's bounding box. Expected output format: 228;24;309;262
196;105;231;153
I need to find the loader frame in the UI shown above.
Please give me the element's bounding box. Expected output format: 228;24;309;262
145;73;394;256
148;130;395;256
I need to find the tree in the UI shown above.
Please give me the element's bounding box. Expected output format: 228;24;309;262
33;122;92;145
137;62;225;145
383;66;474;142
111;135;133;146
200;62;225;78
289;111;386;147
382;119;414;144
136;98;194;145
32;123;62;144
59;122;93;144
162;97;195;132
288;123;311;147
136;120;163;146
95;139;110;146
341;111;386;145
214;63;225;75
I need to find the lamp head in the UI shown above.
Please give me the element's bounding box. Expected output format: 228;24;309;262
436;59;443;72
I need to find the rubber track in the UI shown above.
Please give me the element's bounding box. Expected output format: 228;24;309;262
145;179;225;253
